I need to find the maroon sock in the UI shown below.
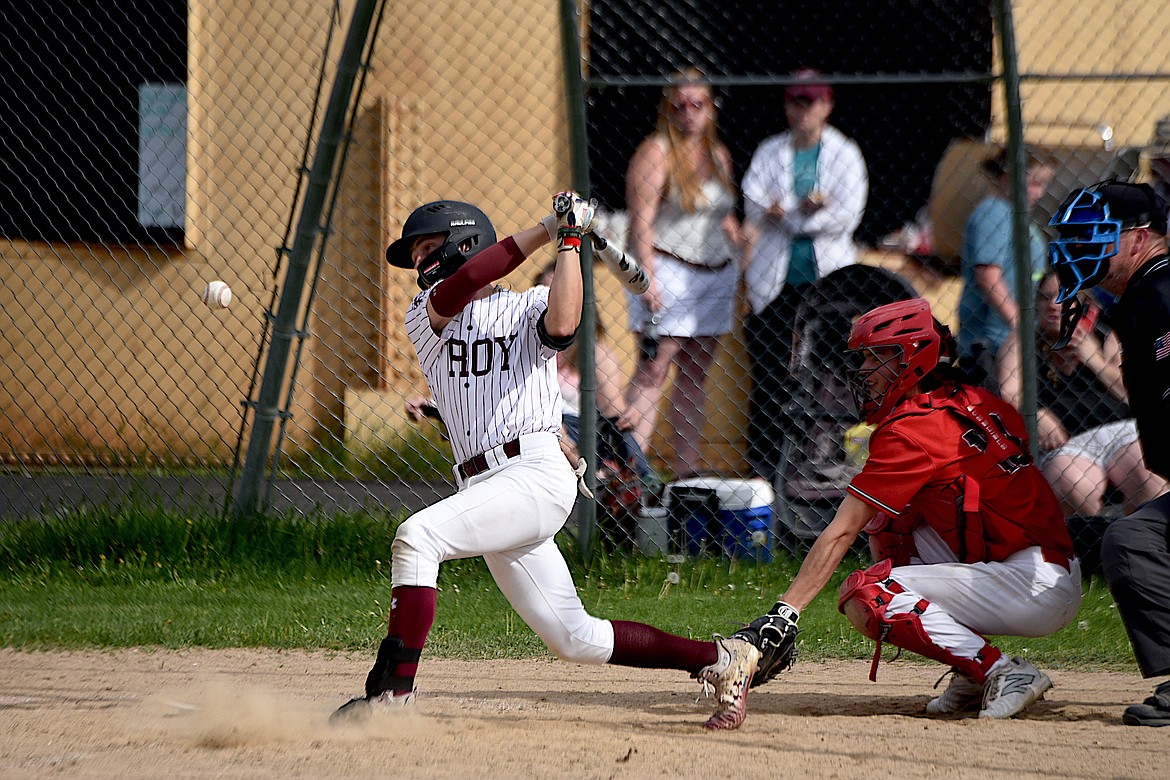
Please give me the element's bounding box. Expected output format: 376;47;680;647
608;620;717;675
387;585;438;688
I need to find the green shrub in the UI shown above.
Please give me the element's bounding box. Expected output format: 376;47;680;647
0;503;405;575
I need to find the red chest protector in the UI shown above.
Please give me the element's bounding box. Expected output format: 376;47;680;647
870;388;1049;564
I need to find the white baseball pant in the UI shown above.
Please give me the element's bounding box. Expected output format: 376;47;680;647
391;431;615;665
889;542;1082;661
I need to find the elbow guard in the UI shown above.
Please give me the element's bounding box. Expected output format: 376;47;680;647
537;311;577;351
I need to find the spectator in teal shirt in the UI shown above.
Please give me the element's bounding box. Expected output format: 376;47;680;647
741;68;868;479
957;147;1055;390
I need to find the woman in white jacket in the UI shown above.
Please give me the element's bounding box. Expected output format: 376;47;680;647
740;69;868;480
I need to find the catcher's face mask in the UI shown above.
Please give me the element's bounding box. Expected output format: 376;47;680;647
847;346;905;424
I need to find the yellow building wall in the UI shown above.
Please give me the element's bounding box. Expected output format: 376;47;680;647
0;0;568;467
1003;2;1170;149
0;240;238;463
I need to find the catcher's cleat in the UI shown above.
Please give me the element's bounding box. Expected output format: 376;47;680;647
925;668;984;716
698;637;761;731
978;656;1051;719
329;689;416;726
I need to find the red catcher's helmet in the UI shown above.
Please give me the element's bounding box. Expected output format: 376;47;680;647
846;298;953;423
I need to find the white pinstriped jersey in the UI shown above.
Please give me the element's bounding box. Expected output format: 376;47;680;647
405;285;562;465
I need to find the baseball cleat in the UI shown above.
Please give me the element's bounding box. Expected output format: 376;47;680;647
978;656;1051;719
698;636;761;730
329;689;416;726
925;668;984;716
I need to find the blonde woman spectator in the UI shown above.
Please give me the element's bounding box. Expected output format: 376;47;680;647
624;68;743;479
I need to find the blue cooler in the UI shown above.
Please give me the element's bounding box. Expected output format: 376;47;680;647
717;480;775;563
664;478;775;562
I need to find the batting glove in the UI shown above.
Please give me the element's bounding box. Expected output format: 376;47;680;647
551;191;595;252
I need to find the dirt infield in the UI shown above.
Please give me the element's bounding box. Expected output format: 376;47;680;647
0;648;1163;778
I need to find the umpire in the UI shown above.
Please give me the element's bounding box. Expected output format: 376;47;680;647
1049;180;1170;727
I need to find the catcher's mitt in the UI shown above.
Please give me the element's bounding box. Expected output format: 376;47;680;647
731;601;800;688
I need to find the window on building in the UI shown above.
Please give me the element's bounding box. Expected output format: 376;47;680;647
0;1;187;244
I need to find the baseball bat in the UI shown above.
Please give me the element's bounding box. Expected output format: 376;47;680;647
589;233;650;295
552;191;575;216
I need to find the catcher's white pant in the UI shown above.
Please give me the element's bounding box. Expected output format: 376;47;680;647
887;542;1082;662
391;431;615;665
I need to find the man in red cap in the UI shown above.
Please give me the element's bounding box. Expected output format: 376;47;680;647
740;68;869;480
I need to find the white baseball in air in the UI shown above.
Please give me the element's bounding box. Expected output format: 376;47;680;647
201;280;232;309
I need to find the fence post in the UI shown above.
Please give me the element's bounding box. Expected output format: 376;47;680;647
235;0;382;514
558;0;599;563
993;0;1039;453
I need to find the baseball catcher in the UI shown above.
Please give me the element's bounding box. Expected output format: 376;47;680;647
732;298;1082;719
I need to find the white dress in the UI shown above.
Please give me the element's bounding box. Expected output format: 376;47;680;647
626;179;740;338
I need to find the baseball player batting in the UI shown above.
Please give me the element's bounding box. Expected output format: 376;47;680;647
731;299;1082;721
331;193;759;730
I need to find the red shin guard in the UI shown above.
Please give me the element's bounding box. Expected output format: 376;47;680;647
838;560;1002;682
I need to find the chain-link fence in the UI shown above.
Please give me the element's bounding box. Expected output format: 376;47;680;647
2;1;1168;568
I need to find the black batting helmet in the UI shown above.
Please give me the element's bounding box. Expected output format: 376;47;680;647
385;200;497;289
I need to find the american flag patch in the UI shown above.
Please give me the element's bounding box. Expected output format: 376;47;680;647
1156;332;1170;361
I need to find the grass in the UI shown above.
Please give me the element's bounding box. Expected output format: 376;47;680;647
0;505;1138;671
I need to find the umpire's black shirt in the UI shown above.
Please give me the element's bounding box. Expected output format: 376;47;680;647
1108;252;1170;480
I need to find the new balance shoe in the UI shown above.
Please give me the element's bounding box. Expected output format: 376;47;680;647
925;668;984;716
329;689;416;726
978;657;1051;719
1122;680;1170;727
698;636;761;730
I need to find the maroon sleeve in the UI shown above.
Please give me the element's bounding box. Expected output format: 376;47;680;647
847;422;937;516
430;237;527;317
